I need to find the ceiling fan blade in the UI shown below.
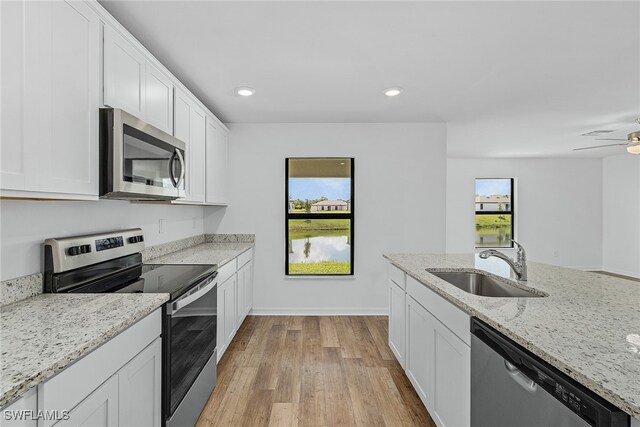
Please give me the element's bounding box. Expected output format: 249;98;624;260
595;138;629;141
573;143;629;151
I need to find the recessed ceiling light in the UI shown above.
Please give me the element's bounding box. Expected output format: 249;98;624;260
235;87;255;97
384;87;403;97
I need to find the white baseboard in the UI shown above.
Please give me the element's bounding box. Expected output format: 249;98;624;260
249;307;388;316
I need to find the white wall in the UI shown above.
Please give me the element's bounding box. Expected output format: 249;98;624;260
205;123;447;314
0;199;204;280
602;154;640;278
446;158;603;269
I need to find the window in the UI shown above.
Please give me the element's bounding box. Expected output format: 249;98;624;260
285;158;354;275
475;178;514;248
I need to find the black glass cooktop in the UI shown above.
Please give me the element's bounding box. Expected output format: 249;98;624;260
59;254;217;301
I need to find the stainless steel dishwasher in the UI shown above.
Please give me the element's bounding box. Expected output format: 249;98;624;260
471;318;630;427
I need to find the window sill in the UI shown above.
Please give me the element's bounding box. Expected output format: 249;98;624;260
283;275;356;280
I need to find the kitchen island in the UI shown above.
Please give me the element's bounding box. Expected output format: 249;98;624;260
384;253;640;421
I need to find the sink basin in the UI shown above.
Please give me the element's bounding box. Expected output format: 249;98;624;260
426;270;544;298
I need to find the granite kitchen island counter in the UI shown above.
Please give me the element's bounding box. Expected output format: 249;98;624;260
0;293;169;408
384;253;640;419
148;242;254;267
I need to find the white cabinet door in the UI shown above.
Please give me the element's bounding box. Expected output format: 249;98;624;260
1;387;37;427
405;295;434;410
1;0;99;197
104;25;145;118
187;105;206;203
216;278;227;362
388;280;406;368
243;259;253;316
145;63;173;134
216;274;237;362
0;0;33;191
173;87;191;144
205;117;229;205
36;0;99;196
224;274;237;346
118;338;162;427
56;375;118;427
431;319;470;427
173;88;205;203
236;269;246;326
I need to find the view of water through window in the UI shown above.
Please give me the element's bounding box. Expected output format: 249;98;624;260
286;158;353;275
475;178;514;248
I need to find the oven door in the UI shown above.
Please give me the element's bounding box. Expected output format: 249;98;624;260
165;276;217;426
100;108;186;200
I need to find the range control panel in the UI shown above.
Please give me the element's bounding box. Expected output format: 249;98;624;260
45;228;146;273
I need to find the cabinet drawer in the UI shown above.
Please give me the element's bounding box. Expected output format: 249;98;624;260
237;248;253;269
388;264;406;289
406;276;470;346
217;259;236;284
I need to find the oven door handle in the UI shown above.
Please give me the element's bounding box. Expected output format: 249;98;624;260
169;149;185;189
170;277;216;314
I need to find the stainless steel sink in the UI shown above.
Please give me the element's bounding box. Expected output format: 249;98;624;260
426;270;544;298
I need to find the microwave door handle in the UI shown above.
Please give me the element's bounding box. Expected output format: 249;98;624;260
169;149;185;188
169;150;179;187
176;149;185;187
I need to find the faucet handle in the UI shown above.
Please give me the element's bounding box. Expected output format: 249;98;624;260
511;240;526;259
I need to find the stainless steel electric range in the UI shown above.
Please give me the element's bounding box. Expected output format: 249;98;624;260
44;228;217;427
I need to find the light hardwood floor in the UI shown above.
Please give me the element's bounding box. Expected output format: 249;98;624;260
197;316;435;427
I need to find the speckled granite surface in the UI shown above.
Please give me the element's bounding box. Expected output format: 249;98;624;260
205;234;255;243
141;234;206;262
384;253;640;419
0;273;42;306
148;242;254;267
0;293;168;408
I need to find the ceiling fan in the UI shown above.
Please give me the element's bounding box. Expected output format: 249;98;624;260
573;131;640;154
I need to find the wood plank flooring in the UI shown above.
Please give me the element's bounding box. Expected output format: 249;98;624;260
197;316;435;427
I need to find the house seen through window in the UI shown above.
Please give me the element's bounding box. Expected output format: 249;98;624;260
286;158;354;275
475;178;514;248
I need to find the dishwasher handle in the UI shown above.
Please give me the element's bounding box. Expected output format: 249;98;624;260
504;360;538;393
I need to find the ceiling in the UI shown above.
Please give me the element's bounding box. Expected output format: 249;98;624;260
99;1;640;158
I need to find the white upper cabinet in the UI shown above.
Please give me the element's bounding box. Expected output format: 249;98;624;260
145;63;174;134
174;87;191;143
103;25;146;118
1;0;100;199
173;88;205;203
104;25;174;135
1;0;228;202
205;116;229;205
189;106;206;203
1;0;32;192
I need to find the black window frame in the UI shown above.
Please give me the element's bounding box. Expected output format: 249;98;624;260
475;178;515;249
285;157;355;276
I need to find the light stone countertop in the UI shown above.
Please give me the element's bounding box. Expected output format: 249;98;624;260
383;253;640;419
147;242;254;266
0;293;169;408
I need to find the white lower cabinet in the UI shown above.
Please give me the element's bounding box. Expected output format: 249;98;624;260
56;375;118;427
118;338;162;427
431;317;470;427
223;274;237;347
389;264;471;427
388;279;406;368
1;387;37;427
216;249;254;363
405;296;434;407
36;309;161;427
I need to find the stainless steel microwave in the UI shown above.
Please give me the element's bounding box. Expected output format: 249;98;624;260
99;108;186;200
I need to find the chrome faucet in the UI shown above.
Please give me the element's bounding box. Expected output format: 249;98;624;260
478;240;528;281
